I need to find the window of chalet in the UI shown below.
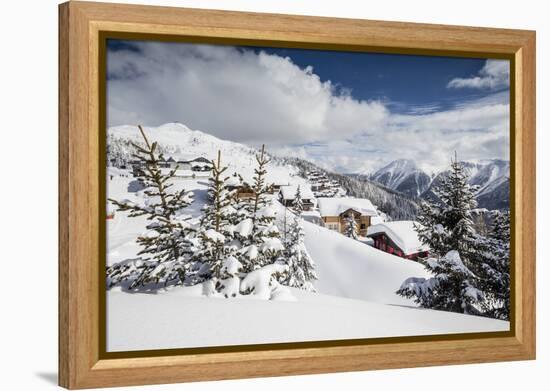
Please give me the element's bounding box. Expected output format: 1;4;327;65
326;223;339;231
360;223;366;229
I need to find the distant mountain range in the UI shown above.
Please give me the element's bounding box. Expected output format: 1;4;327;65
368;158;510;211
369;159;432;197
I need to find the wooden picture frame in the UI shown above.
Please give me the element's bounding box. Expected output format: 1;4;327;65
59;1;536;389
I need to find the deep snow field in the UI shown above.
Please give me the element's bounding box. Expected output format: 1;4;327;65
106;163;509;352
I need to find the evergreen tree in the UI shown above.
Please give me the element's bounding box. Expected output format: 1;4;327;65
292;185;304;214
476;210;511;320
397;250;483;314
237;145;283;271
397;154;484;314
194;150;239;282
344;214;359;240
415;155;479;270
107;125;194;288
249;145;273;233
284;186;318;291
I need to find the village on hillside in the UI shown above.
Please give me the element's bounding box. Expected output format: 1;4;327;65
110;146;430;263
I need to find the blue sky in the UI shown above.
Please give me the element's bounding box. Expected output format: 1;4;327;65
107;40;510;173
250;47;500;114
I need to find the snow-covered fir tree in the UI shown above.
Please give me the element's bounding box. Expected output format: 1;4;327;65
193;149;290;299
235;145;283;271
106;134;134;168
397;155;484;314
194;150;240;284
476;210;510;320
249;145;273;232
106;125;194;289
397;250;483;314
344;214;359;240
414;155;480;271
284;186;318;291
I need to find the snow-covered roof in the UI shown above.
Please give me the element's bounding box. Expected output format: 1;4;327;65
191;162;210;167
279;185;315;200
370;215;385;225
225;175;242;187
318;197;378;217
366;221;429;255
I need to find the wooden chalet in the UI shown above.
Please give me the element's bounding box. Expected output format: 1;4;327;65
366;221;429;260
268;181;289;194
317;197;378;236
225;175;255;200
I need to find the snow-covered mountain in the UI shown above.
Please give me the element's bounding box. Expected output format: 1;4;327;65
370;159;432;197
422;159;510;210
368;158;510;210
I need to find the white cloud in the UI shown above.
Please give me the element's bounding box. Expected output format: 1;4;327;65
447;59;510;90
108;43;509;173
276;99;510;174
107;42;388;145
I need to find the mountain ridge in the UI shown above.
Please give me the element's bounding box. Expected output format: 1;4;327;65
368;157;510;210
370;159;432;197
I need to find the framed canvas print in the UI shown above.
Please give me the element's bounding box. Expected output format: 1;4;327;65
58;1;536;389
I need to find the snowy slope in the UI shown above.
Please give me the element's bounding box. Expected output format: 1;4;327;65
475;175;510;210
109;123;308;187
303;219;430;306
107;287;508;352
108;173;424;307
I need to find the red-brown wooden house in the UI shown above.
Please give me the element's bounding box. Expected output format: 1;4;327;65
366;221;429;261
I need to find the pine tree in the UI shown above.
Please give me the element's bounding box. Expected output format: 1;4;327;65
292;185;304;214
344;214;359;240
476;210;510;320
415;155;479;270
397;154;484;314
194;150;239;282
106;125;194;289
249;145;273;234
397;250;483;314
236;145;283;271
284;186;318;291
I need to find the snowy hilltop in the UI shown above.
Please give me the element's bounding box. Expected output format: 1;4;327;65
108;122;308;187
